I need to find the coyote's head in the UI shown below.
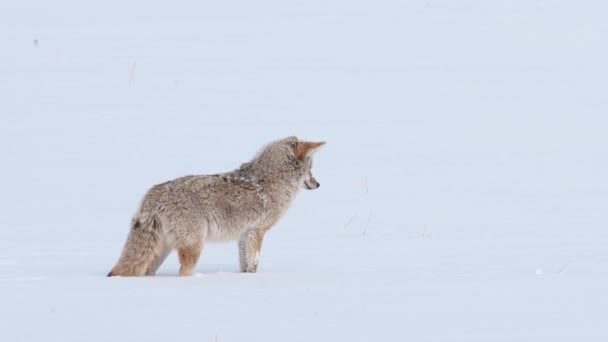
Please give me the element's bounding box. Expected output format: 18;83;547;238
252;136;325;191
290;137;325;190
297;149;323;190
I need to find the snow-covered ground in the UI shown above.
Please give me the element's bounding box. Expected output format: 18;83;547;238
1;1;607;341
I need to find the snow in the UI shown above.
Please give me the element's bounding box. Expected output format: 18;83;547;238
1;0;608;341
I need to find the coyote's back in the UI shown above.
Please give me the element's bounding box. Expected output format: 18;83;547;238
108;136;325;277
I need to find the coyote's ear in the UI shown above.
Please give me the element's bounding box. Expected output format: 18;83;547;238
295;141;326;159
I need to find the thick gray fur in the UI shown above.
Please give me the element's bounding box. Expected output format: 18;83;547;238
108;136;324;277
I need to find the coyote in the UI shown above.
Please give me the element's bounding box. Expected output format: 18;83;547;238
108;136;325;277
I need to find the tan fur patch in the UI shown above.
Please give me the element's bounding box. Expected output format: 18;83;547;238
178;246;202;276
295;141;326;159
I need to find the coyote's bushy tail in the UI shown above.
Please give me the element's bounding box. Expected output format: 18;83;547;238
107;214;162;277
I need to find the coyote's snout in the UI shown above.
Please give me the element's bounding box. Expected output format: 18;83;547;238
108;136;325;277
304;173;320;190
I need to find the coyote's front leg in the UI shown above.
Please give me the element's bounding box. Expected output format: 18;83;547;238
238;229;266;273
